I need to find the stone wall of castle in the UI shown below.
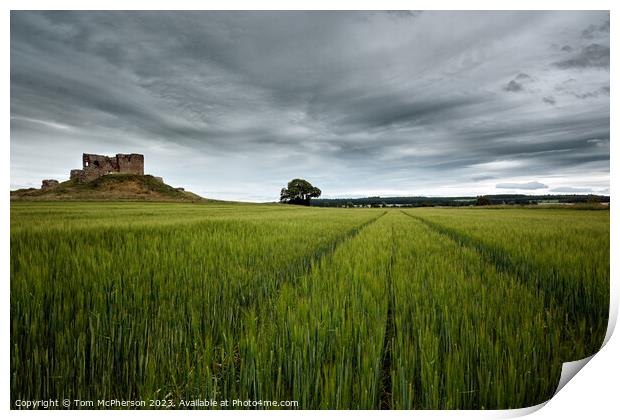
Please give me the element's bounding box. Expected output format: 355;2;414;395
69;153;144;183
41;179;59;189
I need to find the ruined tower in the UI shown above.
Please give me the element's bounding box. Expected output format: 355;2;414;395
70;153;144;183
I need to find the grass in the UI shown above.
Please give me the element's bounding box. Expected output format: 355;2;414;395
10;174;208;202
10;202;609;409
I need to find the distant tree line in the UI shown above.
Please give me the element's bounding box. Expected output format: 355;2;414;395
311;194;610;208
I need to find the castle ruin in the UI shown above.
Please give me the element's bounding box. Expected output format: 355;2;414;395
70;153;144;183
41;179;59;189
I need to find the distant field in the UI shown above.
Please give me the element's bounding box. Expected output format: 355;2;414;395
10;202;609;409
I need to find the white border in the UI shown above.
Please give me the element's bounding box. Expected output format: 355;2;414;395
3;2;617;419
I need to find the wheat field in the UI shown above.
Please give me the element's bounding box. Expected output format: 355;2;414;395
10;202;609;409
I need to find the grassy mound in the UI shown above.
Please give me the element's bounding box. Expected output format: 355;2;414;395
10;174;207;202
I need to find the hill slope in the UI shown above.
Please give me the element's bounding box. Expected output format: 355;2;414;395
10;174;207;202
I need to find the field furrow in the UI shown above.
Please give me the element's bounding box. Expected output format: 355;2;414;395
379;227;396;409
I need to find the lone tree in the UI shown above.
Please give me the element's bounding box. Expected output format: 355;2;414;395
280;179;321;206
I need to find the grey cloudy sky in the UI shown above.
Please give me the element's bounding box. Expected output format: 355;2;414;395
11;11;609;201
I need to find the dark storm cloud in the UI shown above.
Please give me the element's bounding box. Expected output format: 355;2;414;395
572;86;610;99
10;11;610;200
504;80;524;92
581;19;609;39
503;73;533;93
553;43;610;69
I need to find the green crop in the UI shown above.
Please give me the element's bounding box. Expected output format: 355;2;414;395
10;202;609;409
405;208;609;360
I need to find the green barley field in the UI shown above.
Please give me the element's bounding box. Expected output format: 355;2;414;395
10;202;609;409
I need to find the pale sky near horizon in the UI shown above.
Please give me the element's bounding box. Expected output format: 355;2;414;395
11;11;609;201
